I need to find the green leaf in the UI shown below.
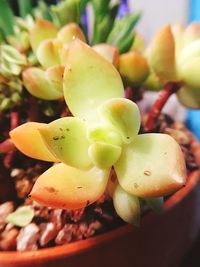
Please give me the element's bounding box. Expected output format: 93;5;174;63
178;39;200;67
88;142;121;169
117;33;135;54
107;12;141;52
36;39;62;68
46;65;64;93
92;2;119;45
149;25;176;82
39;117;91;169
6;206;34;227
29;19;58;52
51;0;81;26
33;0;52;21
178;57;200;88
144;197;163;214
63;39;124;122
22;67;63;100
1;58;22;76
99;98;141;144
87;124;122;146
113;184;140;226
18;0;32;18
1;45;27;65
0;0;14;36
177;85;200;109
114;133;186;197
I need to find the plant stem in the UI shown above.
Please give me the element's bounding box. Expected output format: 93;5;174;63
144;82;181;132
2;111;19;168
28;95;39;121
0;139;15;153
125;87;143;102
10;111;19;130
125;87;134;101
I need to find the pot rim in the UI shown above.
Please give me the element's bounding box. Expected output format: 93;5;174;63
0;170;199;265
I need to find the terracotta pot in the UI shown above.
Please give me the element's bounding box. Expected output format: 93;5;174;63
0;168;199;267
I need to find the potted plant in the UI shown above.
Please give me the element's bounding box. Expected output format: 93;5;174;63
0;1;199;267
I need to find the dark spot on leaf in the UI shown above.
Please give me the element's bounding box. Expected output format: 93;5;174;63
127;137;130;139
134;183;139;189
60;147;63;150
45;187;58;193
60;135;65;139
77;186;83;189
144;170;151;176
66;128;70;132
164;152;167;155
59;128;63;131
53;136;59;140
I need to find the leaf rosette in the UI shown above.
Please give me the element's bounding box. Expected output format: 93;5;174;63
146;23;200;108
10;40;186;225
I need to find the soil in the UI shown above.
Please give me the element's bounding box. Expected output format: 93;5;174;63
0;103;199;251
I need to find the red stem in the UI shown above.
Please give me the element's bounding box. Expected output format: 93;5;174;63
125;87;135;101
3;151;15;169
144;82;181;132
0;139;15;153
10;111;19;130
2;112;19;168
28;95;39;121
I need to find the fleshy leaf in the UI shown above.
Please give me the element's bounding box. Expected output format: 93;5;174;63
6;206;34;227
57;23;86;43
92;44;119;67
63;39;124;122
22;67;63;100
29;19;58;52
149;25;176;81
1;45;27;65
142;71;164;91
177;85;200;109
99;98;141;144
119;51;149;87
9;122;58;162
88;142;121;169
1;59;22;76
114;133;186;197
36;39;62;68
178;58;200;88
45;65;65;93
184;23;200;45
87;124;122;146
171;24;184;58
144;197;163;214
178;40;200;67
113;184;140;226
39;117;91;169
30;163;110;209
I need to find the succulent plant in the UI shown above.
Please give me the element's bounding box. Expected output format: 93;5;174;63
0;0;141;110
146;23;200;108
10;40;186;225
